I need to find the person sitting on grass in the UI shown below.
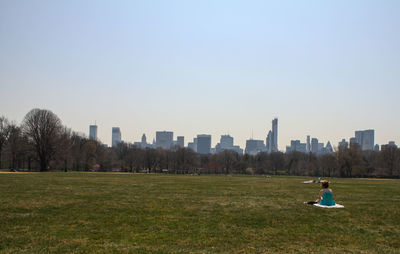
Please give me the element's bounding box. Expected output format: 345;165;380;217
306;180;336;206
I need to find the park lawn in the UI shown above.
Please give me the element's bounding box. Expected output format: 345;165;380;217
0;173;399;253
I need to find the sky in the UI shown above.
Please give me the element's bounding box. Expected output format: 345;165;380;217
1;0;399;149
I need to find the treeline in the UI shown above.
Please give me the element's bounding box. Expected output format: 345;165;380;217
0;109;399;178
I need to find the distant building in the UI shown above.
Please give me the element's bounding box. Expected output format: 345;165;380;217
374;144;380;151
318;142;324;152
177;136;184;148
325;141;333;153
112;127;121;147
188;138;198;152
381;141;398;150
197;135;211;154
306;135;311;153
156;131;173;149
232;145;243;155
272;118;278;152
133;142;142;147
245;139;265;155
266;131;272;153
215;135;243;154
188;142;196;151
349;137;357;147
286;140;307;153
141;134;147;144
89;125;97;141
354;129;375;150
265;118;278;153
220;135;234;149
311;138;319;154
338;139;348;149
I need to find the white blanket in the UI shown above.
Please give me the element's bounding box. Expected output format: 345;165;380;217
313;203;344;208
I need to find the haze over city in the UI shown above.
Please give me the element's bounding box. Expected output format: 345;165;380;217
1;0;399;148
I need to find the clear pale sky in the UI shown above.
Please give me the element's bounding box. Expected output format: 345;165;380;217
1;0;399;149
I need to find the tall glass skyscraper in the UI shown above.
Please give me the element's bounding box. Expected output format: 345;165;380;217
354;129;375;150
112;127;121;147
271;118;278;152
89;125;97;140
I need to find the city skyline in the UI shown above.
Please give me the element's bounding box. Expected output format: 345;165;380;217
1;1;399;149
86;121;395;154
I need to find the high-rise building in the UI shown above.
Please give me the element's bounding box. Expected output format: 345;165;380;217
266;131;272;153
306;135;311;153
232;146;243;155
156;131;174;149
349;137;357;147
215;135;243;154
112;127;121;147
286;140;307;153
220;135;234;149
197;135;211;154
325;141;333;153
141;134;147;144
311;138;319;154
354;129;375;150
338;139;348;149
89;125;97;141
188;138;198;152
318;142;324;152
381;141;397;150
271;118;278;152
177;136;184;148
188;142;196;151
245;139;265;155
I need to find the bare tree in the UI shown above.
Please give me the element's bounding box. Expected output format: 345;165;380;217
218;150;238;174
5;123;23;170
337;144;363;177
319;154;337;177
381;146;399;177
270;152;285;175
21;109;62;171
0;116;12;169
56;127;75;172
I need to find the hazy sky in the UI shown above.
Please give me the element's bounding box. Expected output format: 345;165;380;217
1;0;399;149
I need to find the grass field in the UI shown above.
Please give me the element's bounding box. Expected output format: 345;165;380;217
0;172;399;253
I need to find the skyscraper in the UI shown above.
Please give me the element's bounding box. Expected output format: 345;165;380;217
220;135;234;149
112;127;121;147
187;138;198;152
311;138;319;154
306;135;311;153
286;140;307;153
197;134;211;154
89;125;97;141
354;129;375;150
245;139;265;155
266;131;272;153
141;134;147;144
177;136;184;148
271;118;278;152
338;139;348;149
156;131;174;149
325;141;333;153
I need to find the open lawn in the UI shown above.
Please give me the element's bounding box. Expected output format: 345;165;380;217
0;173;399;253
